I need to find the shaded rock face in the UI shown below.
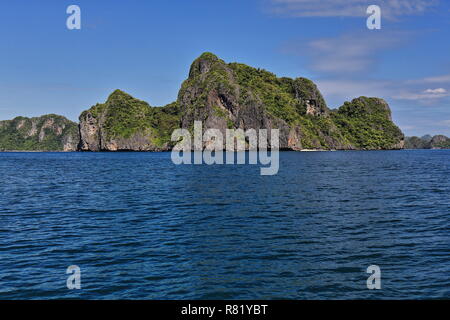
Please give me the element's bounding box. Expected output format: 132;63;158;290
0;115;79;151
78;112;102;151
178;53;404;150
78;90;180;151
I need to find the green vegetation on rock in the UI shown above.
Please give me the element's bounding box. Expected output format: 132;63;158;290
331;97;404;149
0;114;79;151
230;63;327;123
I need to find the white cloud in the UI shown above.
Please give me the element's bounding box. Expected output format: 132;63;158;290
269;0;439;19
424;88;447;94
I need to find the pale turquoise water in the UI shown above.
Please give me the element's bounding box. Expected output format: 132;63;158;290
0;150;448;299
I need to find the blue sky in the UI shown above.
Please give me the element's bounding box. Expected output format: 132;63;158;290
0;0;449;136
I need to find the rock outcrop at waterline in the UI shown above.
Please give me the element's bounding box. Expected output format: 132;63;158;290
1;52;406;151
0;114;79;151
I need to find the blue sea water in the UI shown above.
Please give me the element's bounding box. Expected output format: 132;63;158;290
0;150;448;299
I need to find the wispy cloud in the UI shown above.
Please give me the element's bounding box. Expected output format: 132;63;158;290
393;88;449;100
315;78;450;107
422;74;450;83
283;31;409;74
316;79;392;101
269;0;439;19
406;74;450;84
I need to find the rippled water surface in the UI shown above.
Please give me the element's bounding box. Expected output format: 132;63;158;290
0;151;448;299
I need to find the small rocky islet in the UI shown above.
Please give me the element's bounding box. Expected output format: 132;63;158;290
0;52;447;152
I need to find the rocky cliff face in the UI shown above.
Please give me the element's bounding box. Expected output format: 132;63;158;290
0;114;79;151
78;90;180;151
178;52;404;150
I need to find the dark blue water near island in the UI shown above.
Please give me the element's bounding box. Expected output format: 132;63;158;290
0;150;448;299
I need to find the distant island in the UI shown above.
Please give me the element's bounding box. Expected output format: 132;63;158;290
404;135;450;149
2;52;446;152
0;114;79;151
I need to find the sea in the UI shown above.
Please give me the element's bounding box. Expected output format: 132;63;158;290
0;150;448;299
